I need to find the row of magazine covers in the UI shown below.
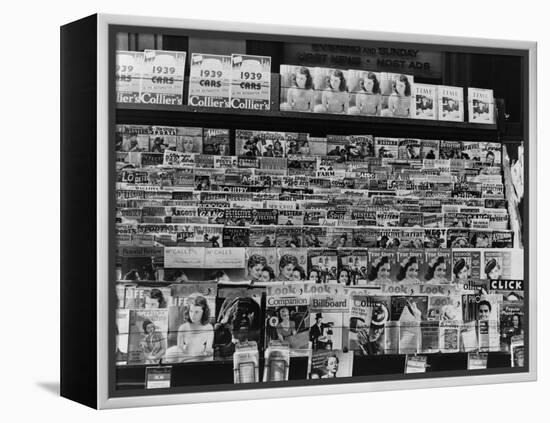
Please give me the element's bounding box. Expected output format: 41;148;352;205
116;279;525;385
115;50;495;123
116;247;523;284
117;126;502;161
116;130;510;234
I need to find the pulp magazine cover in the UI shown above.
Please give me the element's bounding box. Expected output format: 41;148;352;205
468;87;495;124
116;50;143;104
230;54;271;111
176;127;203;154
347;69;382;116
374;137;399;159
214;284;264;359
437;85;464;122
312;67;350;114
411;83;437;120
164;282;217;363
202;128;230;155
188;53;231;108
279;65;315;113
419;139;440;159
127;309;169;365
140;50;187;106
398;138;421;160
265;282;310;356
309;349;353;379
235;130;286;158
116;124;150;152
148;125;178;153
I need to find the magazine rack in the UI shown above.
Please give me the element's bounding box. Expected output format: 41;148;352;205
60;14;537;409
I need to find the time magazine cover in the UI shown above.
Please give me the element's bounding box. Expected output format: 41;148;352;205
468;87;495;124
411;83;437;120
437;85;464;122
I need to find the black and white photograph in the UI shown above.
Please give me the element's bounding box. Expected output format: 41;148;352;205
54;6;539;416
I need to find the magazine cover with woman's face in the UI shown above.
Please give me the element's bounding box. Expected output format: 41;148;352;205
265;282;311;356
165;284;217;363
312;67;349;114
127;309;169;365
309;349;353;379
280;64;315;113
347;70;382;116
379;73;413;118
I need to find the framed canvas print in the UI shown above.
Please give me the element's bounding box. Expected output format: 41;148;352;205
60;13;537;409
